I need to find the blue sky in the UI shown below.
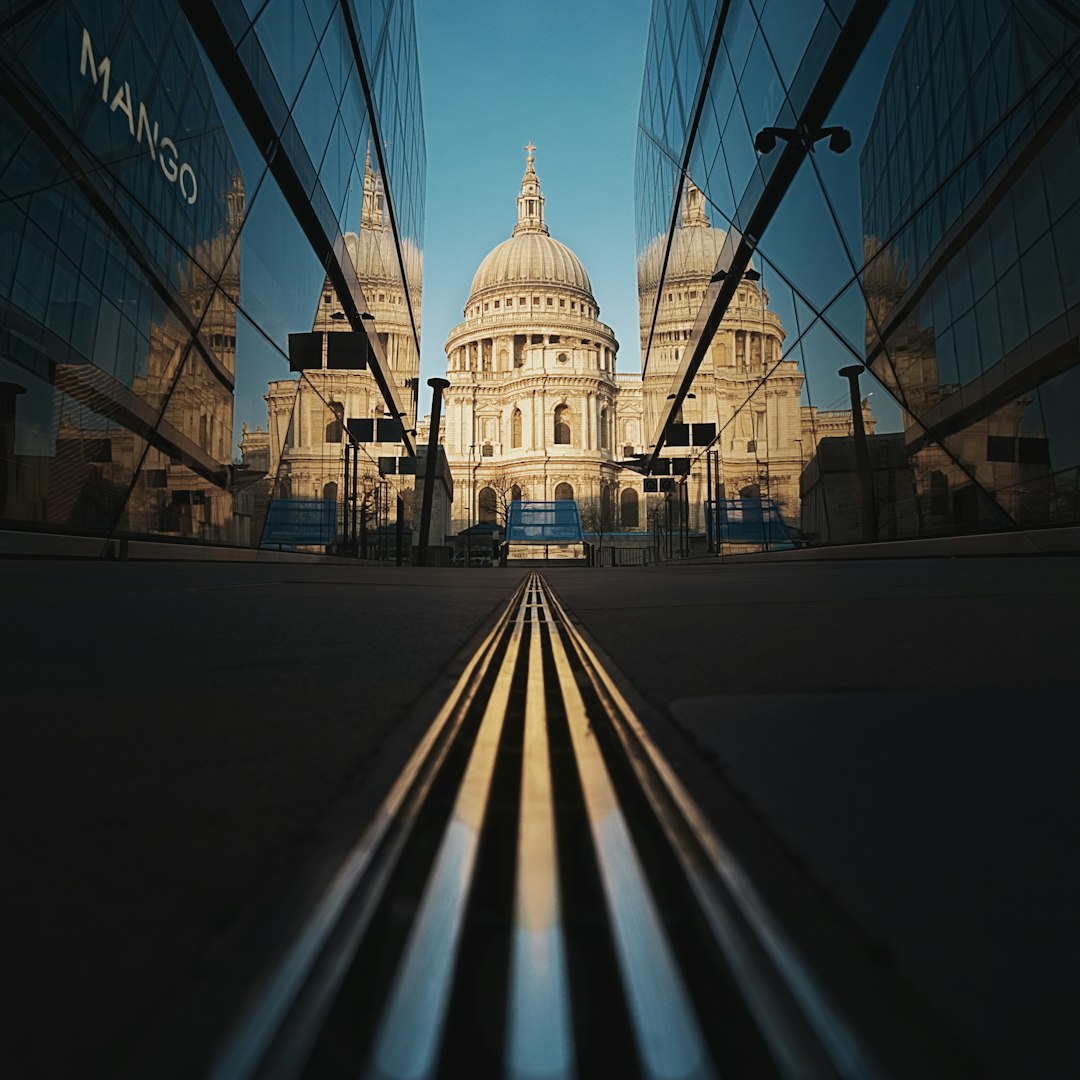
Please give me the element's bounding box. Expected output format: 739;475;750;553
412;0;654;385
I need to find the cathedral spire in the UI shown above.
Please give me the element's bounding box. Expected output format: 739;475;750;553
513;141;548;237
361;141;383;230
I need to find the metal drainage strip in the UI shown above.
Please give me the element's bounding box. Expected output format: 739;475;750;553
211;573;881;1080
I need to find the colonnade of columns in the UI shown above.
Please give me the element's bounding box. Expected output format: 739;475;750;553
451;387;615;456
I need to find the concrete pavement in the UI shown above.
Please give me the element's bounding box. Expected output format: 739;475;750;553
546;556;1080;1079
5;554;1079;1077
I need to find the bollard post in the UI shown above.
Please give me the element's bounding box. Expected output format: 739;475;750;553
395;494;404;566
839;365;877;543
417;378;450;567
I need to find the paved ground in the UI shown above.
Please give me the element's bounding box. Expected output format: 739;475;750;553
6;554;1079;1078
3;560;525;1079
546;556;1080;1080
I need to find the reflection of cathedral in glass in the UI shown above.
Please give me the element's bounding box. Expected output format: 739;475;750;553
252;147;421;514
0;4;245;543
862;0;1079;534
637;182;874;529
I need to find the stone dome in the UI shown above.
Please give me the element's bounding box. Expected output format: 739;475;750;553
345;228;398;284
464;147;597;309
637;181;749;290
469;233;593;299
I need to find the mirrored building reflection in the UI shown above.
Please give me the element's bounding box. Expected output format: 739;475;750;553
635;0;1079;548
1;0;425;554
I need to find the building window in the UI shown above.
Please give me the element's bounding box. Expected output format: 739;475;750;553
478;486;497;524
325;401;344;443
559;299;565;307
533;296;540;304
554;482;574;501
323;481;338;502
511;484;522;503
554;404;571;445
324;293;331;305
547;297;553;305
521;297;527;305
600;407;609;449
494;300;500;309
511;408;522;448
620;487;639;527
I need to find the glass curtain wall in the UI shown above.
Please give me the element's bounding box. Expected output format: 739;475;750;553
0;0;425;554
636;0;1080;548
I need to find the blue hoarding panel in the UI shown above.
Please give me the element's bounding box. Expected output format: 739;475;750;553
506;500;584;543
262;499;337;545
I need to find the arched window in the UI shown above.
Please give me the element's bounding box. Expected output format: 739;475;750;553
511;408;523;448
600;407;609;450
323;481;338;503
554;482;574;501
620;488;639;528
553;404;571;445
740;483;762;523
601;486;613;530
325;401;344;443
478;486;497;524
929;470;950;516
511;484;522;504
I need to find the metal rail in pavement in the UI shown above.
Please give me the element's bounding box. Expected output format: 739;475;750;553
211;573;881;1079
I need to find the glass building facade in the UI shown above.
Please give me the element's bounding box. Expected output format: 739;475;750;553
0;0;424;553
636;0;1080;546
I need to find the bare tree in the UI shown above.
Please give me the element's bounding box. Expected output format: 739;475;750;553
579;485;615;564
477;469;528;528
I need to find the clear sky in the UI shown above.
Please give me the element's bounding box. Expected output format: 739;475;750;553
412;0;654;387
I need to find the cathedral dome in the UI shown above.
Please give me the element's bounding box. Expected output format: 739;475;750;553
465;145;596;308
345;228;398;284
469;233;592;298
638;182;746;290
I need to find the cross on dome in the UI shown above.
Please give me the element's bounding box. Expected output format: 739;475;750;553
514;141;548;236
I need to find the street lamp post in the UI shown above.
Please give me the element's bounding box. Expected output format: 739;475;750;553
467;443;474;569
839;365;877;543
416;377;450;567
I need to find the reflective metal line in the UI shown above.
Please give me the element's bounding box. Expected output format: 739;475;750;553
505;577;575;1080
209;579;529;1080
536;583;717;1080
543;582;883;1080
366;580;530;1080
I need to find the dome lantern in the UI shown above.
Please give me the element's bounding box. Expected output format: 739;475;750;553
465;146;596;310
513;141;548;237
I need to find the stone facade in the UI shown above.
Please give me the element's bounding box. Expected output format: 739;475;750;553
437;159;875;540
441;145;625;535
243;149;419;521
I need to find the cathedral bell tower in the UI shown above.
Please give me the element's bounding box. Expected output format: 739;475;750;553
513;141;548;237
